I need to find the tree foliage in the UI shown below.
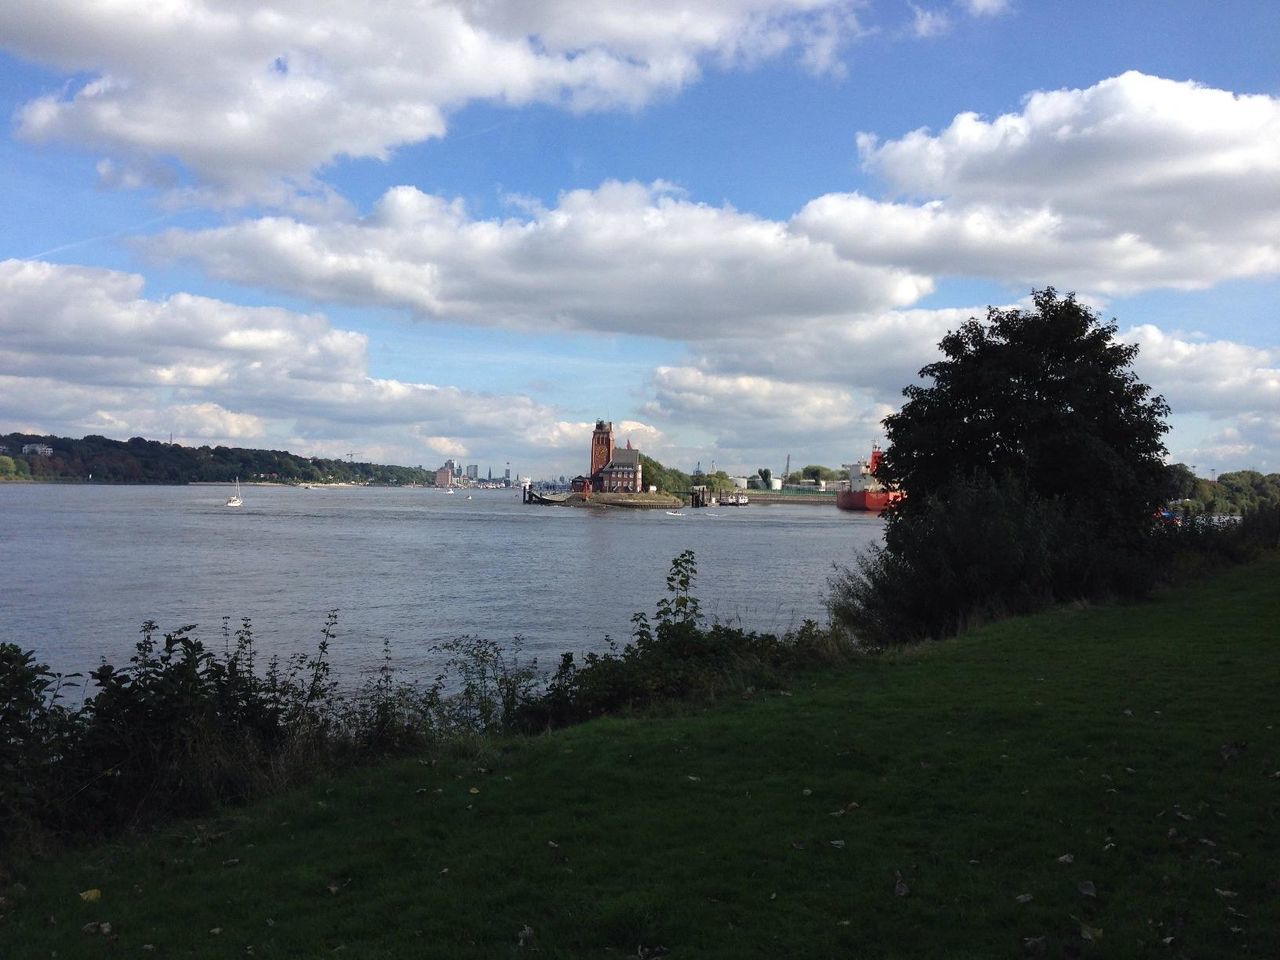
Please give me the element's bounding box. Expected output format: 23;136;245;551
832;289;1178;646
879;288;1171;544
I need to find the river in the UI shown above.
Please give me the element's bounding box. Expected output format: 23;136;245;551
1;484;884;683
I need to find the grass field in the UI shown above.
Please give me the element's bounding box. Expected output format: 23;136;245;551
3;557;1277;958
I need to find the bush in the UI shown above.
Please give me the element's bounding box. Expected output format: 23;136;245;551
827;473;1170;647
520;551;851;728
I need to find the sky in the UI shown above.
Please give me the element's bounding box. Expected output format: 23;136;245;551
0;0;1277;481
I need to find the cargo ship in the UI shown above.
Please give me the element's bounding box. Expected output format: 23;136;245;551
835;446;902;513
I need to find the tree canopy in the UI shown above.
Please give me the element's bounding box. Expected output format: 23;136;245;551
830;289;1179;645
879;288;1171;539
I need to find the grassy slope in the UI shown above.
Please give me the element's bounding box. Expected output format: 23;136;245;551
4;559;1277;959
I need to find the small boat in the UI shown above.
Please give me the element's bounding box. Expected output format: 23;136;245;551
446;488;454;495
226;477;243;508
466;494;473;500
666;510;685;517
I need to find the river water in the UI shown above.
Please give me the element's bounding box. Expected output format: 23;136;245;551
1;484;884;683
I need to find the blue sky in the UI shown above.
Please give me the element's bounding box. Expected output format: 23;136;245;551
1;0;1277;479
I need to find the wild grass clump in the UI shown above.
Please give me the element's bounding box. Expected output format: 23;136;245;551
520;551;851;729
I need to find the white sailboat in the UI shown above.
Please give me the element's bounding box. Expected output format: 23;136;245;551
226;477;243;508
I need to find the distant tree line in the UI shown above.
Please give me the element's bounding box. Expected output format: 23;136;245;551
1165;463;1280;516
638;454;736;495
0;433;436;485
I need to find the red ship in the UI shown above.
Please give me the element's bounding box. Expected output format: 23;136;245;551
835;446;902;513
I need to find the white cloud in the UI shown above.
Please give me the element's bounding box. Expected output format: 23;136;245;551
0;259;571;468
1124;324;1280;419
1;0;863;200
150;180;933;337
825;72;1280;292
958;0;1009;16
909;5;951;38
643;365;881;453
152;73;1280;335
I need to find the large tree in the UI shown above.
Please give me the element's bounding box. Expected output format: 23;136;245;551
879;288;1171;540
830;290;1175;645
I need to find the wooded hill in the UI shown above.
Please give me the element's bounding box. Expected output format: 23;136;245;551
0;433;435;485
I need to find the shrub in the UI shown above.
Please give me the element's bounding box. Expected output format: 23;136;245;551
827;472;1172;647
521;551;852;728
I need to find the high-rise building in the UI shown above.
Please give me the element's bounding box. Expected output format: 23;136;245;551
465;464;479;480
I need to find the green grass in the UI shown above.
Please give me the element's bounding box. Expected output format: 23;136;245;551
4;559;1278;958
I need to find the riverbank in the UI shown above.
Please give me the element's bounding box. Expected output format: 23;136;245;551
4;556;1277;957
529;490;684;508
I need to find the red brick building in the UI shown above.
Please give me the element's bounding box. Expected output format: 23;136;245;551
571;420;643;493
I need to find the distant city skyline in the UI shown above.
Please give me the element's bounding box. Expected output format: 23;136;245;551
0;2;1277;477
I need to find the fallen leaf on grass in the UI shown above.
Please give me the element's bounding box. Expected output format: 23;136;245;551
1215;888;1238;898
469;787;480;795
81;921;112;935
1071;916;1103;941
1056;854;1074;864
1023;935;1046;954
686;775;701;782
1015;894;1033;903
1077;881;1096;898
829;840;845;849
79;889;101;903
210;927;222;935
221;858;240;867
517;924;534;947
893;872;909;897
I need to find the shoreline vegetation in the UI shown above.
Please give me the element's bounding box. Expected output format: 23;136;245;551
2;547;1276;955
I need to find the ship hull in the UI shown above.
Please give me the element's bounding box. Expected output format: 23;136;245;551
835;489;901;513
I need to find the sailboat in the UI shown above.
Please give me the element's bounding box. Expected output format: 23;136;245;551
226;477;243;508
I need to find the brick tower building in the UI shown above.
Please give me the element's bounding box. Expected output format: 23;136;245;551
590;419;614;475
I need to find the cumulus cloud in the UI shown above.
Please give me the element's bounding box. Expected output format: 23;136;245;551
828;72;1280;292
150;73;1280;337
150;180;933;337
1124;325;1280;420
909;5;951;38
0;258;590;468
2;0;863;200
643;365;885;453
958;0;1009;16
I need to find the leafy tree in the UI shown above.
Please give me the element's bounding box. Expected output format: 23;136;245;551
0;455;14;477
638;454;692;494
879;288;1171;545
1165;463;1199;502
706;470;735;494
800;465;838;483
832;289;1174;645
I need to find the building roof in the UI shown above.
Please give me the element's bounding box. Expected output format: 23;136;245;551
603;448;640;468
